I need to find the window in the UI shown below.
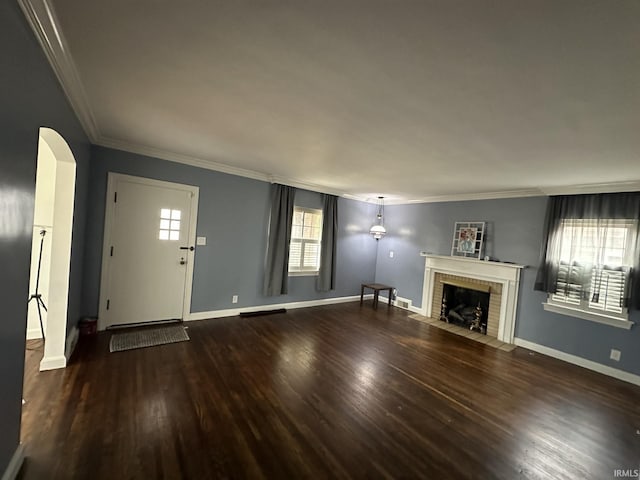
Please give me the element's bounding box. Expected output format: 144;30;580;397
288;207;323;274
159;208;181;241
547;219;635;322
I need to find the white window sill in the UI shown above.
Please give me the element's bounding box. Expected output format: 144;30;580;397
288;271;319;277
542;302;634;330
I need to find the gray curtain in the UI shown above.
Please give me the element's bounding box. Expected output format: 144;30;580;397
534;192;640;310
317;194;338;292
263;184;296;296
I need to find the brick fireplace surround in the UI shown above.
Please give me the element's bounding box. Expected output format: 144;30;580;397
420;254;525;344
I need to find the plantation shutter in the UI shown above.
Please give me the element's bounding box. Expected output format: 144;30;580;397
303;242;320;268
553;261;586;304
289;241;302;269
589;267;627;314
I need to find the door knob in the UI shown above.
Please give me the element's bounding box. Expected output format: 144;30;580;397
179;246;195;251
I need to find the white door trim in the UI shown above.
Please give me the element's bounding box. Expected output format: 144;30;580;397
98;173;199;330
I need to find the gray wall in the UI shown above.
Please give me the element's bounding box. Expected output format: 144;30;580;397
374;196;640;376
84;146;379;316
0;1;91;474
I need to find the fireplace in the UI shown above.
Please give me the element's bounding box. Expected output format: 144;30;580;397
440;281;490;333
420;254;525;343
433;272;503;337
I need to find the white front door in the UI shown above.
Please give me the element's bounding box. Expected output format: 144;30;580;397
99;174;198;329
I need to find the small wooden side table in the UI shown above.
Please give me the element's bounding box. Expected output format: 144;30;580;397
360;283;394;309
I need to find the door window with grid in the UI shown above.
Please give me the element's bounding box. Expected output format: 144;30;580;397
289;207;323;274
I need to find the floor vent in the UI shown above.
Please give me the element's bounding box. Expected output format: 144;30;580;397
394;297;412;310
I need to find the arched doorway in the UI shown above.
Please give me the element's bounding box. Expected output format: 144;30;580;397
26;127;76;371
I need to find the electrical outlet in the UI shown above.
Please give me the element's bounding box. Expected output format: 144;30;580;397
610;349;621;361
232;295;238;304
389;250;394;258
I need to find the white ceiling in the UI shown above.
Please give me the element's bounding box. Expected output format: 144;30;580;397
33;1;640;202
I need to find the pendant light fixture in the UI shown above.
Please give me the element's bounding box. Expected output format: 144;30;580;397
369;196;387;240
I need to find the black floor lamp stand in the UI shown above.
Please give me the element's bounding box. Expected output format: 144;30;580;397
27;229;48;340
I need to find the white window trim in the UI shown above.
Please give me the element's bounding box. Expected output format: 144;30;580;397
543;300;634;330
288;206;323;276
543;218;637;330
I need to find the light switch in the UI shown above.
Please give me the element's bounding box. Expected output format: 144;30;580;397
389;251;394;258
196;236;207;246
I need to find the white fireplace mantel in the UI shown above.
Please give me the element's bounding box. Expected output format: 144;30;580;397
420;254;526;344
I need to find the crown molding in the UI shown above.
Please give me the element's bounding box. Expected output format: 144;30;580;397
18;0;99;141
404;188;545;204
540;181;640;196
95;138;640;205
295;181;640;204
268;174;350;199
96;137;374;201
403;180;640;204
96;137;271;183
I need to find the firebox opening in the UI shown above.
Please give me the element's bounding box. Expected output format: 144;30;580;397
440;283;490;334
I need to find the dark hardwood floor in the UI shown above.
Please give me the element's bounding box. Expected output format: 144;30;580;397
20;303;640;479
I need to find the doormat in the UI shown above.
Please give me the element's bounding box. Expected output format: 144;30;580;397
109;325;189;353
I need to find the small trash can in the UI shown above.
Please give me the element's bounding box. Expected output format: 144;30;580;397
78;317;98;336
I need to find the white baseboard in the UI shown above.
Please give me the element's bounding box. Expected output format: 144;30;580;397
39;355;67;371
26;327;43;340
514;337;640;387
1;444;25;480
187;294;373;321
37;328;77;372
65;326;79;361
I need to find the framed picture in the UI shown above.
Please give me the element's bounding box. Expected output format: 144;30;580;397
451;222;485;259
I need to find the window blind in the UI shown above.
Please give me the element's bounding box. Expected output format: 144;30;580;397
289;207;323;272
